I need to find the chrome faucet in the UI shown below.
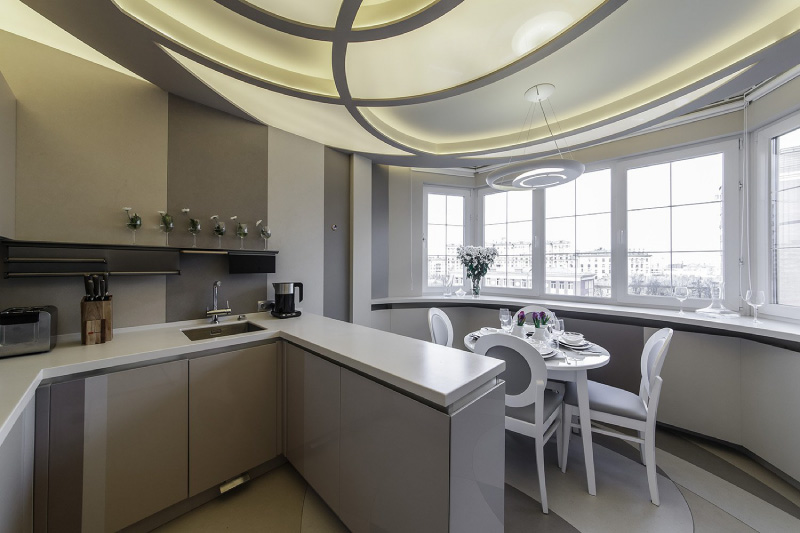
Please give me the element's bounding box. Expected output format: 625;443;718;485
207;280;231;323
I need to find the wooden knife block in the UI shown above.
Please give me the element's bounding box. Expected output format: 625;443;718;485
81;296;113;345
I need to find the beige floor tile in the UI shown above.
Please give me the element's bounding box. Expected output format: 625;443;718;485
300;487;348;533
678;486;757;533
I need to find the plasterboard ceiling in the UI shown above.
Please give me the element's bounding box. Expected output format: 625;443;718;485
16;0;800;167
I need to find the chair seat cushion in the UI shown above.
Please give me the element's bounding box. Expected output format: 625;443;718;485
564;380;647;421
506;388;564;424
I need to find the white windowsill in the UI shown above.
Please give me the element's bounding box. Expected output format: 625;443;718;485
372;295;800;346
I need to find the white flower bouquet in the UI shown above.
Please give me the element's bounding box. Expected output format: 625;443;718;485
456;245;499;297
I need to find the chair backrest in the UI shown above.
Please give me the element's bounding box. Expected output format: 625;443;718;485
518;305;556;325
427;308;454;347
474;334;547;411
640;328;674;400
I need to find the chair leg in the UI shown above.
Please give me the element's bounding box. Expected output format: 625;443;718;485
645;437;659;506
536;438;548;514
561;405;572;473
639;430;646;465
555;409;564;471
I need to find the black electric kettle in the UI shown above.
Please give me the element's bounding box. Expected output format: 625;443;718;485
272;282;303;318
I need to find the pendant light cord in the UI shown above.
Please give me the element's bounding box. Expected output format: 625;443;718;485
540;100;564;159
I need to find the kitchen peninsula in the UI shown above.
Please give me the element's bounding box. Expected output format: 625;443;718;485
0;312;505;532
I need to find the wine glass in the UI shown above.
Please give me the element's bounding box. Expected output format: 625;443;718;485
745;290;765;323
183;208;201;248
158;211;174;246
550;319;568;361
211;216;226;249
674;286;689;315
124;208;141;245
233;218;248;250
257;220;271;251
499;308;512;333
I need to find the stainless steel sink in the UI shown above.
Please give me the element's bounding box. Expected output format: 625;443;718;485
182;321;266;341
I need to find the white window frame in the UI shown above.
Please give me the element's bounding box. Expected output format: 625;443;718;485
754;109;800;321
476;187;541;297
613;138;741;310
422;185;472;293
542;165;613;303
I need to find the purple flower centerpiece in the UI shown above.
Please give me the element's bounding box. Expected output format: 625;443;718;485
517;310;526;326
456;245;499;298
530;311;550;328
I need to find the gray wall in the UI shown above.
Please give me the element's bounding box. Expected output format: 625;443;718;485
0;69;15;239
371;164;389;299
323;147;351;322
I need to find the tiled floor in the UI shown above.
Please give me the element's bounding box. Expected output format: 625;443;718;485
154;429;800;532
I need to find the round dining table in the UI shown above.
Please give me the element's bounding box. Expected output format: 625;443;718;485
464;329;610;496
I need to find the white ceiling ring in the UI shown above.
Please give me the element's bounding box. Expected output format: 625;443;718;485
486;159;585;191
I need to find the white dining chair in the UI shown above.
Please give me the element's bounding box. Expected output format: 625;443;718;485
474;333;563;513
560;328;674;505
427;307;454;347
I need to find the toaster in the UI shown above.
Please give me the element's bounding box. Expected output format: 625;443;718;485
0;306;58;358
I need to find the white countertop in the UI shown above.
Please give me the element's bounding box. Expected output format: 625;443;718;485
374;295;800;345
0;312;504;446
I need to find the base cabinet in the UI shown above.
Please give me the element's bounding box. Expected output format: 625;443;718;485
82;360;189;532
339;369;450;533
188;344;279;496
285;343;341;512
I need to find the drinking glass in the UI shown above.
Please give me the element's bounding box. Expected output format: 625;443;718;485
674;286;689;315
745;290;765;323
259;225;271;250
499;308;512;333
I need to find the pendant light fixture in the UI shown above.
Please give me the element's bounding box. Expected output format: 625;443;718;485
486;83;584;191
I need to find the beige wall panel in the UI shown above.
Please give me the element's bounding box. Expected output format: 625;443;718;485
351;154;373;326
655;329;742;444
0;32;167;245
267;127;324;315
741;340;800;482
0;69;15;239
166;95;268;250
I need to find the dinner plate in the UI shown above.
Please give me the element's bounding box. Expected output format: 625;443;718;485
527;339;555;356
480;327;498;335
560;340;591;350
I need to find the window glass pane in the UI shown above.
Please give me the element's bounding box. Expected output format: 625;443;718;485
427;224;446;255
428;256;445;285
671;153;723;205
628;208;670;251
545;181;575;218
577;253;609;297
576;169;611;215
484;224;507;256
672;203;722;251
546;217;575;254
506;255;532;288
672;251;722;295
775;176;800;248
484;192;506;225
507;190;532;222
628;163;670;210
446;225;464;250
486;257;507;288
627;252;671;296
576;213;610;253
507;221;532;255
776;248;800;306
428;194;446;224
446;196;464;226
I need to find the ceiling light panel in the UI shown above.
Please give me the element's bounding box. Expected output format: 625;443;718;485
163;46;411;156
346;0;604;99
353;0;438;29
360;0;800;153
242;0;343;28
114;0;336;95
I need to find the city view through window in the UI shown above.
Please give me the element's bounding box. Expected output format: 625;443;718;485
773;126;800;306
427;153;725;298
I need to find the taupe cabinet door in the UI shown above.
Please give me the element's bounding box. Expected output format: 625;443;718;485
188;344;279;496
82;360;189;532
285;343;341;512
339;369;450;533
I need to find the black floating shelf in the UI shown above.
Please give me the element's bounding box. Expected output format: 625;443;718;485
1;238;278;278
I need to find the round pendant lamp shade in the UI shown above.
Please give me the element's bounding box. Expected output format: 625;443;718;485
487;84;584;191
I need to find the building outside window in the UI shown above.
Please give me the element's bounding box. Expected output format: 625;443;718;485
482;190;533;289
626;152;723;298
545;169;611;297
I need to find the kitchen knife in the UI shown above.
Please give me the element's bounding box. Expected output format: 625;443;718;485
98;276;105;302
102;273;110;300
86;277;95;302
92;275;100;301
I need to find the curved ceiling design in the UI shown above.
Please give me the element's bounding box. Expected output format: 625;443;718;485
20;0;800;168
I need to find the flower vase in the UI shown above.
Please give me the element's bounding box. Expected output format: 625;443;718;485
471;277;482;298
530;326;548;341
512;325;525;337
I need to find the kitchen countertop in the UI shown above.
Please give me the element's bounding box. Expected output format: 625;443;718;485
0;312;504;446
